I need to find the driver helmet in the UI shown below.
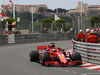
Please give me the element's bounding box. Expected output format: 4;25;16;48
52;49;56;52
49;44;55;48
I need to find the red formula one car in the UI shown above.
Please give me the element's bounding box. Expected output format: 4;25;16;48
29;43;82;66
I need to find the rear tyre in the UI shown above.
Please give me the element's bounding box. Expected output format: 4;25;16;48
29;51;39;62
41;53;51;66
72;52;82;65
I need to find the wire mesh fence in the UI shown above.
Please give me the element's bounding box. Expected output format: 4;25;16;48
1;16;99;36
0;21;72;35
14;22;73;34
73;16;92;39
0;19;92;35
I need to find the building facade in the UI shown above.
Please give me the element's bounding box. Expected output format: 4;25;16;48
86;5;100;18
69;1;100;18
2;4;48;14
69;1;88;15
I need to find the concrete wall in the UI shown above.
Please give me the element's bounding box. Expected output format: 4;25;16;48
0;33;74;44
15;33;74;43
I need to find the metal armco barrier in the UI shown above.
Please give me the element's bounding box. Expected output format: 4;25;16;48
73;39;100;65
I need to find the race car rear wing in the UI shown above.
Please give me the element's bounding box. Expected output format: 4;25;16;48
37;46;48;51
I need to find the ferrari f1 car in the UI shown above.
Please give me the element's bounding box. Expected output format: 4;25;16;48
29;43;82;66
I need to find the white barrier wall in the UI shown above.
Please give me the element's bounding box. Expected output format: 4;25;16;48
8;35;15;44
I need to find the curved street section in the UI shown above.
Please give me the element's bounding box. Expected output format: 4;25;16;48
0;40;100;75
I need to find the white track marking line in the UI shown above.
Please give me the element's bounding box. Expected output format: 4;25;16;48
86;65;100;69
83;73;100;75
81;63;92;66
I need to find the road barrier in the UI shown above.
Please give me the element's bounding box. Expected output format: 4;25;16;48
73;39;100;65
0;33;74;44
0;35;8;44
15;33;74;43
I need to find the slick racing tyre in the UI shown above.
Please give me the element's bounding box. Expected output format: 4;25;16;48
72;52;82;65
29;51;39;62
41;53;51;66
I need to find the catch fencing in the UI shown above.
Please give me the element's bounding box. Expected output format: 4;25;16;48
73;39;100;65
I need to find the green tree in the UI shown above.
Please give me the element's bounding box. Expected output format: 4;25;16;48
5;11;12;18
60;15;72;23
38;7;46;14
20;12;32;21
34;22;41;32
42;18;52;28
54;19;65;32
65;23;72;31
49;17;54;22
5;18;16;24
18;12;32;29
33;14;46;22
53;8;68;14
90;16;100;27
46;9;53;13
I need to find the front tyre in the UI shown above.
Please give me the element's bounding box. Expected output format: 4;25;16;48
29;51;39;62
41;53;51;66
72;52;82;65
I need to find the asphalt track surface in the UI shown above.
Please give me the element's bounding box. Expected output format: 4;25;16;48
0;40;100;75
